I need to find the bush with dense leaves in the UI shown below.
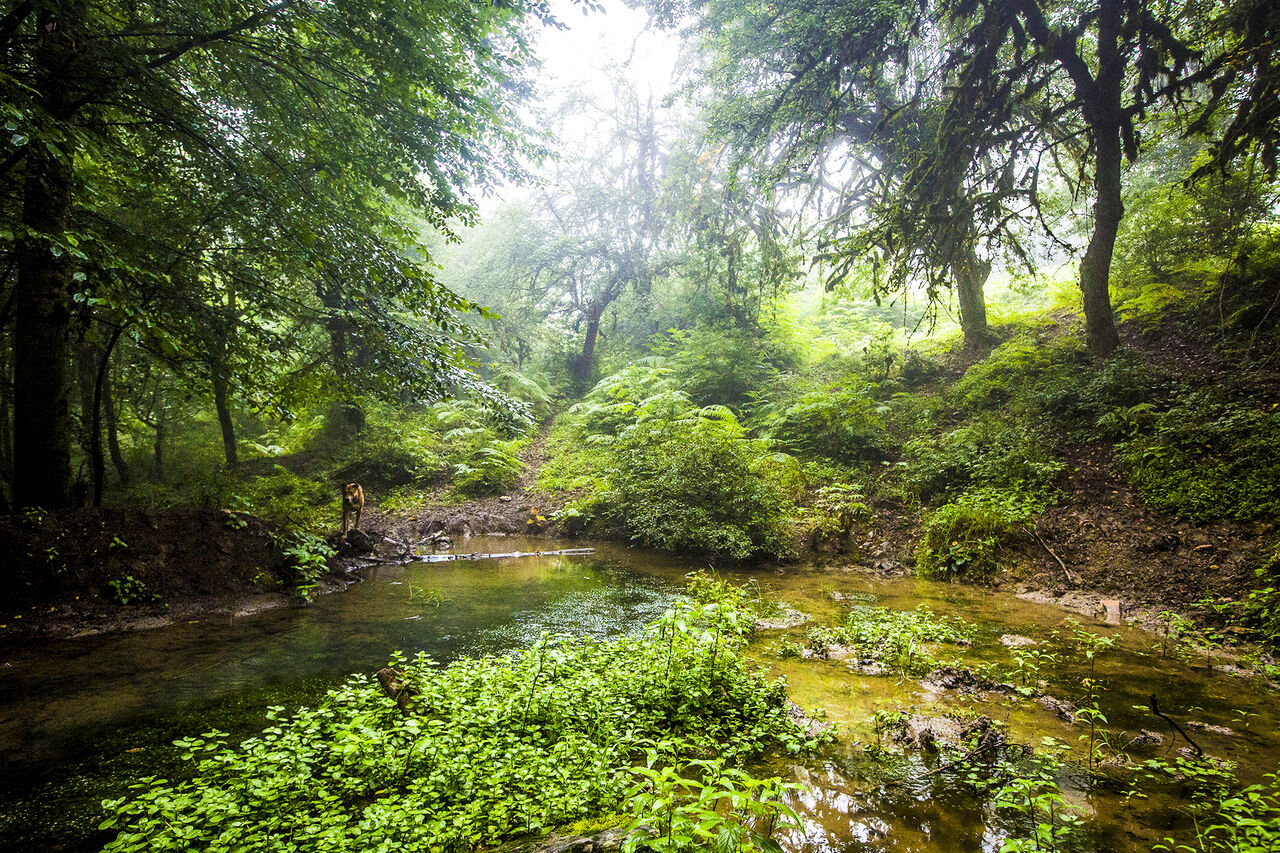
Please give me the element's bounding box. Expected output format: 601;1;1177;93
1117;394;1280;521
100;597;819;853
606;403;797;560
755;381;887;463
915;488;1038;580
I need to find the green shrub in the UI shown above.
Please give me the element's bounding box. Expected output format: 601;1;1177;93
899;415;1064;506
803;605;972;673
951;336;1070;411
607;407;796;560
664;326;791;409
1118;395;1280;521
232;466;336;531
100;598;820;853
327;400;448;489
915;488;1038;580
755;381;887;463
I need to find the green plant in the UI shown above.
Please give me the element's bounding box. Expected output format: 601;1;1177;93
1117;394;1280;521
775;639;802;659
1156;610;1196;657
99;589;824;853
624;756;798;853
1072;628;1116;778
755;381;887;463
107;574;158;606
1146;758;1280;853
915;488;1038;580
802;605;972;674
1009;646;1058;692
407;584;446;607
990;738;1083;853
274;531;335;601
605;406;797;560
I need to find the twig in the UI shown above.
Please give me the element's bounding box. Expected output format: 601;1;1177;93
919;733;1000;779
1032;527;1079;585
1150;693;1204;757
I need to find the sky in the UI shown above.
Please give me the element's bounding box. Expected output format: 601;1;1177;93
535;0;683;105
479;0;685;209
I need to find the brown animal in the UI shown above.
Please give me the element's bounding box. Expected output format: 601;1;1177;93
342;482;364;534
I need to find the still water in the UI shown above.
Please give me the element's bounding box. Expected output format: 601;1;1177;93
0;536;1275;852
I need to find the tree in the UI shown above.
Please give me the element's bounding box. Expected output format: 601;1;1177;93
681;0;1003;348
0;0;561;508
446;82;671;391
675;0;1280;357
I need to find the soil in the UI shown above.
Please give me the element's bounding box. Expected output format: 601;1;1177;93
0;508;357;641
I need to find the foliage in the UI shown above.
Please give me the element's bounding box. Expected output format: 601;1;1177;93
232;467;336;533
624;757;798;853
803;604;973;673
99;597;821;853
796;483;873;551
107;574;159;607
988;739;1083;853
1;0;559;508
915;489;1038;581
1146;758;1280;853
664;326;793;410
900;416;1064;506
952;338;1073;412
755;381;887;463
1117;395;1280;521
606;405;797;560
272;532;336;602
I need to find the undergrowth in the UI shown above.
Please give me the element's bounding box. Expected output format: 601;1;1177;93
100;589;821;853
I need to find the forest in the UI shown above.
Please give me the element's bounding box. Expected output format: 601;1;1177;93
1;0;1279;851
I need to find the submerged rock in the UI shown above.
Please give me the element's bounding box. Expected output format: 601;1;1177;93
754;605;809;630
922;666;1018;696
999;634;1038;647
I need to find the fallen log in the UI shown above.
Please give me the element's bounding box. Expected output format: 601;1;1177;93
358;547;596;565
418;548;596;563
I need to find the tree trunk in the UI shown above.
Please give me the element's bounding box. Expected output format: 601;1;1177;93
1078;0;1124;359
90;325;124;506
12;2;84;510
571;304;604;388
151;385;166;482
212;373;238;467
103;365;129;486
14;139;75;509
954;247;992;349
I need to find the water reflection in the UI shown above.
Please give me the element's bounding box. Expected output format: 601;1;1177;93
0;537;687;764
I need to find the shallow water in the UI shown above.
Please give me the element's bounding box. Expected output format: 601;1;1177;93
0;538;1275;852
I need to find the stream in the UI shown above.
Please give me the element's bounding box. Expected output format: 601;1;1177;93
0;535;1275;852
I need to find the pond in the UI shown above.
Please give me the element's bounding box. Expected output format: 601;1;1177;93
0;536;1274;852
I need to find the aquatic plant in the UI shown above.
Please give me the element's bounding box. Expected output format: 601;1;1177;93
100;597;822;853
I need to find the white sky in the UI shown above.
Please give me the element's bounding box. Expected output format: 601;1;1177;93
535;0;683;104
478;0;684;209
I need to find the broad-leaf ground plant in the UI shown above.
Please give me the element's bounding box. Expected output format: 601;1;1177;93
100;591;822;852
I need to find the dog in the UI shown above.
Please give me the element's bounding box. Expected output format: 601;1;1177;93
342;482;364;534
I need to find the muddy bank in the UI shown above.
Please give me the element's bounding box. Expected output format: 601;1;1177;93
0;508;359;641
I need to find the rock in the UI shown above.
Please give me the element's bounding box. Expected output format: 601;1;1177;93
498;496;512;503
922;666;1016;695
786;700;832;739
1101;598;1123;625
1129;729;1165;748
754;605;809;630
1036;694;1078;722
1185;721;1235;736
342;528;378;555
1000;634;1038;647
789;764;811;785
